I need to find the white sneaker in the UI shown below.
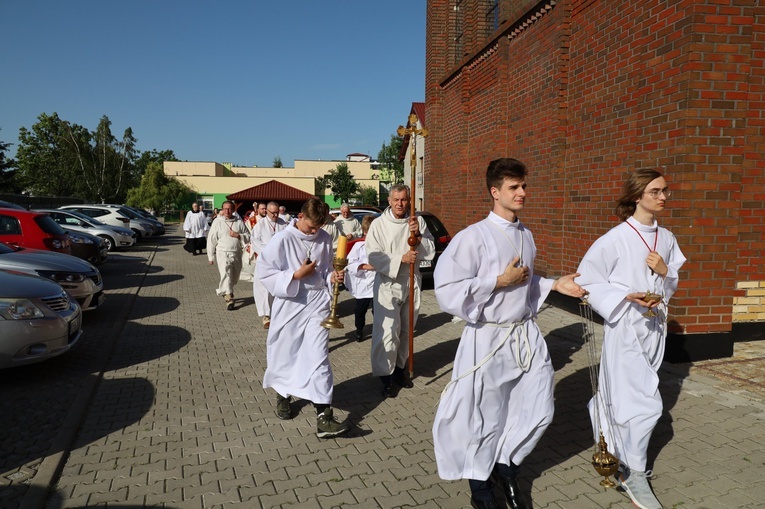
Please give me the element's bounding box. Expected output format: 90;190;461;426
620;470;662;509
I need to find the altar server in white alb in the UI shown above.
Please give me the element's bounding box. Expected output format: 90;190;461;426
576;168;685;509
345;214;377;342
250;201;288;329
182;202;209;255
207;201;249;310
257;197;350;438
365;184;435;398
432;158;585;509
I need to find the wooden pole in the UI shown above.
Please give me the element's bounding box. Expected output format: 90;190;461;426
397;114;428;378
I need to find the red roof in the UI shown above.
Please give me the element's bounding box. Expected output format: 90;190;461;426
226;180;316;202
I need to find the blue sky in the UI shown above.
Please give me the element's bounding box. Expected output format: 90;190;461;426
1;1;425;168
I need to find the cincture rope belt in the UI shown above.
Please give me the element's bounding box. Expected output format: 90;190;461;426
438;318;532;404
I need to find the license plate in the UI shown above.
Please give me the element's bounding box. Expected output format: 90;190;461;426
419;260;432;268
69;312;81;339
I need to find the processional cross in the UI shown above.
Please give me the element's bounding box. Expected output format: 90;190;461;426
396;113;428;377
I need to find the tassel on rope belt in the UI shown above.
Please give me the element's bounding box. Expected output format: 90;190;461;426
438;317;532;404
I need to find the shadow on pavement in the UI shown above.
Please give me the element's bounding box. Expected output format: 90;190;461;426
124;296;181;320
104;322;191;371
522;324;690;501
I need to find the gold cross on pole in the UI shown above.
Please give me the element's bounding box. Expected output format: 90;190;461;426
396;113;428;378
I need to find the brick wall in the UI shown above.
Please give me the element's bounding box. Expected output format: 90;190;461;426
425;0;765;337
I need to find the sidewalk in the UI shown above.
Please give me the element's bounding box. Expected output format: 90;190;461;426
32;227;765;508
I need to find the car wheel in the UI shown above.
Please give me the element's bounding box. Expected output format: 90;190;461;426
97;235;115;251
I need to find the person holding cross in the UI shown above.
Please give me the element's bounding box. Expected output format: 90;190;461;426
432;158;585;509
365;184;435;398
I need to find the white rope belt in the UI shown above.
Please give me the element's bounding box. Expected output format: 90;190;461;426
437;317;532;404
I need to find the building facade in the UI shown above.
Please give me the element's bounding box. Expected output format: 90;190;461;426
425;0;764;359
164;157;382;211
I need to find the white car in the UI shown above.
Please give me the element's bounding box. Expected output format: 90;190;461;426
59;205;153;240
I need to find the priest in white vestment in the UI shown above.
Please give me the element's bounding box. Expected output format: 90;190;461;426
576;169;685;509
432;158;585;509
183;202;209;255
333;203;363;240
257;197;350;438
365;184;435;397
207;201;249;310
250;201;288;329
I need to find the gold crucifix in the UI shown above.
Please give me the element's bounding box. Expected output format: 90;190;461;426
396;113;428;377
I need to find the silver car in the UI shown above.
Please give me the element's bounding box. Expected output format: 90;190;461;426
59;205;153;240
0;270;82;369
0;243;105;311
37;208;136;251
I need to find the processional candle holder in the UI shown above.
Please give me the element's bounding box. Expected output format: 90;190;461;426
321;235;348;329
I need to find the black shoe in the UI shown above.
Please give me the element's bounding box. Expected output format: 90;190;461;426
491;471;529;509
316;408;350;438
471;496;501;509
192;252;198;256
355;331;363;342
276;395;292;420
393;367;414;389
381;384;396;398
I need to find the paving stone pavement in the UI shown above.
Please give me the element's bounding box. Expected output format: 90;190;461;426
6;225;765;508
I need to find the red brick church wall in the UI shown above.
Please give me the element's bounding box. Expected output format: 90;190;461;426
425;0;764;344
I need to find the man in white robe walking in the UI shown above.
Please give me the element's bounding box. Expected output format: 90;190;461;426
365;184;435;397
576;169;685;509
207;201;249;310
257;197;350;438
334;203;363;240
432;158;585;509
183;202;209;255
250;201;287;329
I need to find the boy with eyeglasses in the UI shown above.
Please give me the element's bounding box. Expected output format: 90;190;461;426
576;169;686;509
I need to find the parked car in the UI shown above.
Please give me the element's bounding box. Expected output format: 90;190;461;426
369;210;451;277
63;228;108;266
59;205;153;240
329;206;383;223
0;269;82;369
36;208;136;251
0;200;26;210
120;205;166;235
0;208;72;255
0;242;105;311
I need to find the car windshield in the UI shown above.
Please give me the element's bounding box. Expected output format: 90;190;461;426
117;207;138;219
34;215;67;235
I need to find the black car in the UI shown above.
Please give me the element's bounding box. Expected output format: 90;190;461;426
369;210;451;277
63;228;108;266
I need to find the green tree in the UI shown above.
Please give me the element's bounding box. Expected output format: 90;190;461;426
16;112;86;197
356;184;378;206
134;149;178;178
70;115;137;203
377;134;404;184
0;130;18;193
319;162;360;204
126;162;194;212
272;156;283;168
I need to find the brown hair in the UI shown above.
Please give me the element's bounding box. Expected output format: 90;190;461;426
615;168;664;221
301;197;327;223
486;158;527;192
361;214;375;234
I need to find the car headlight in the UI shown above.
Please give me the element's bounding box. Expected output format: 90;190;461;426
0;299;45;320
69;235;94;244
37;271;87;283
